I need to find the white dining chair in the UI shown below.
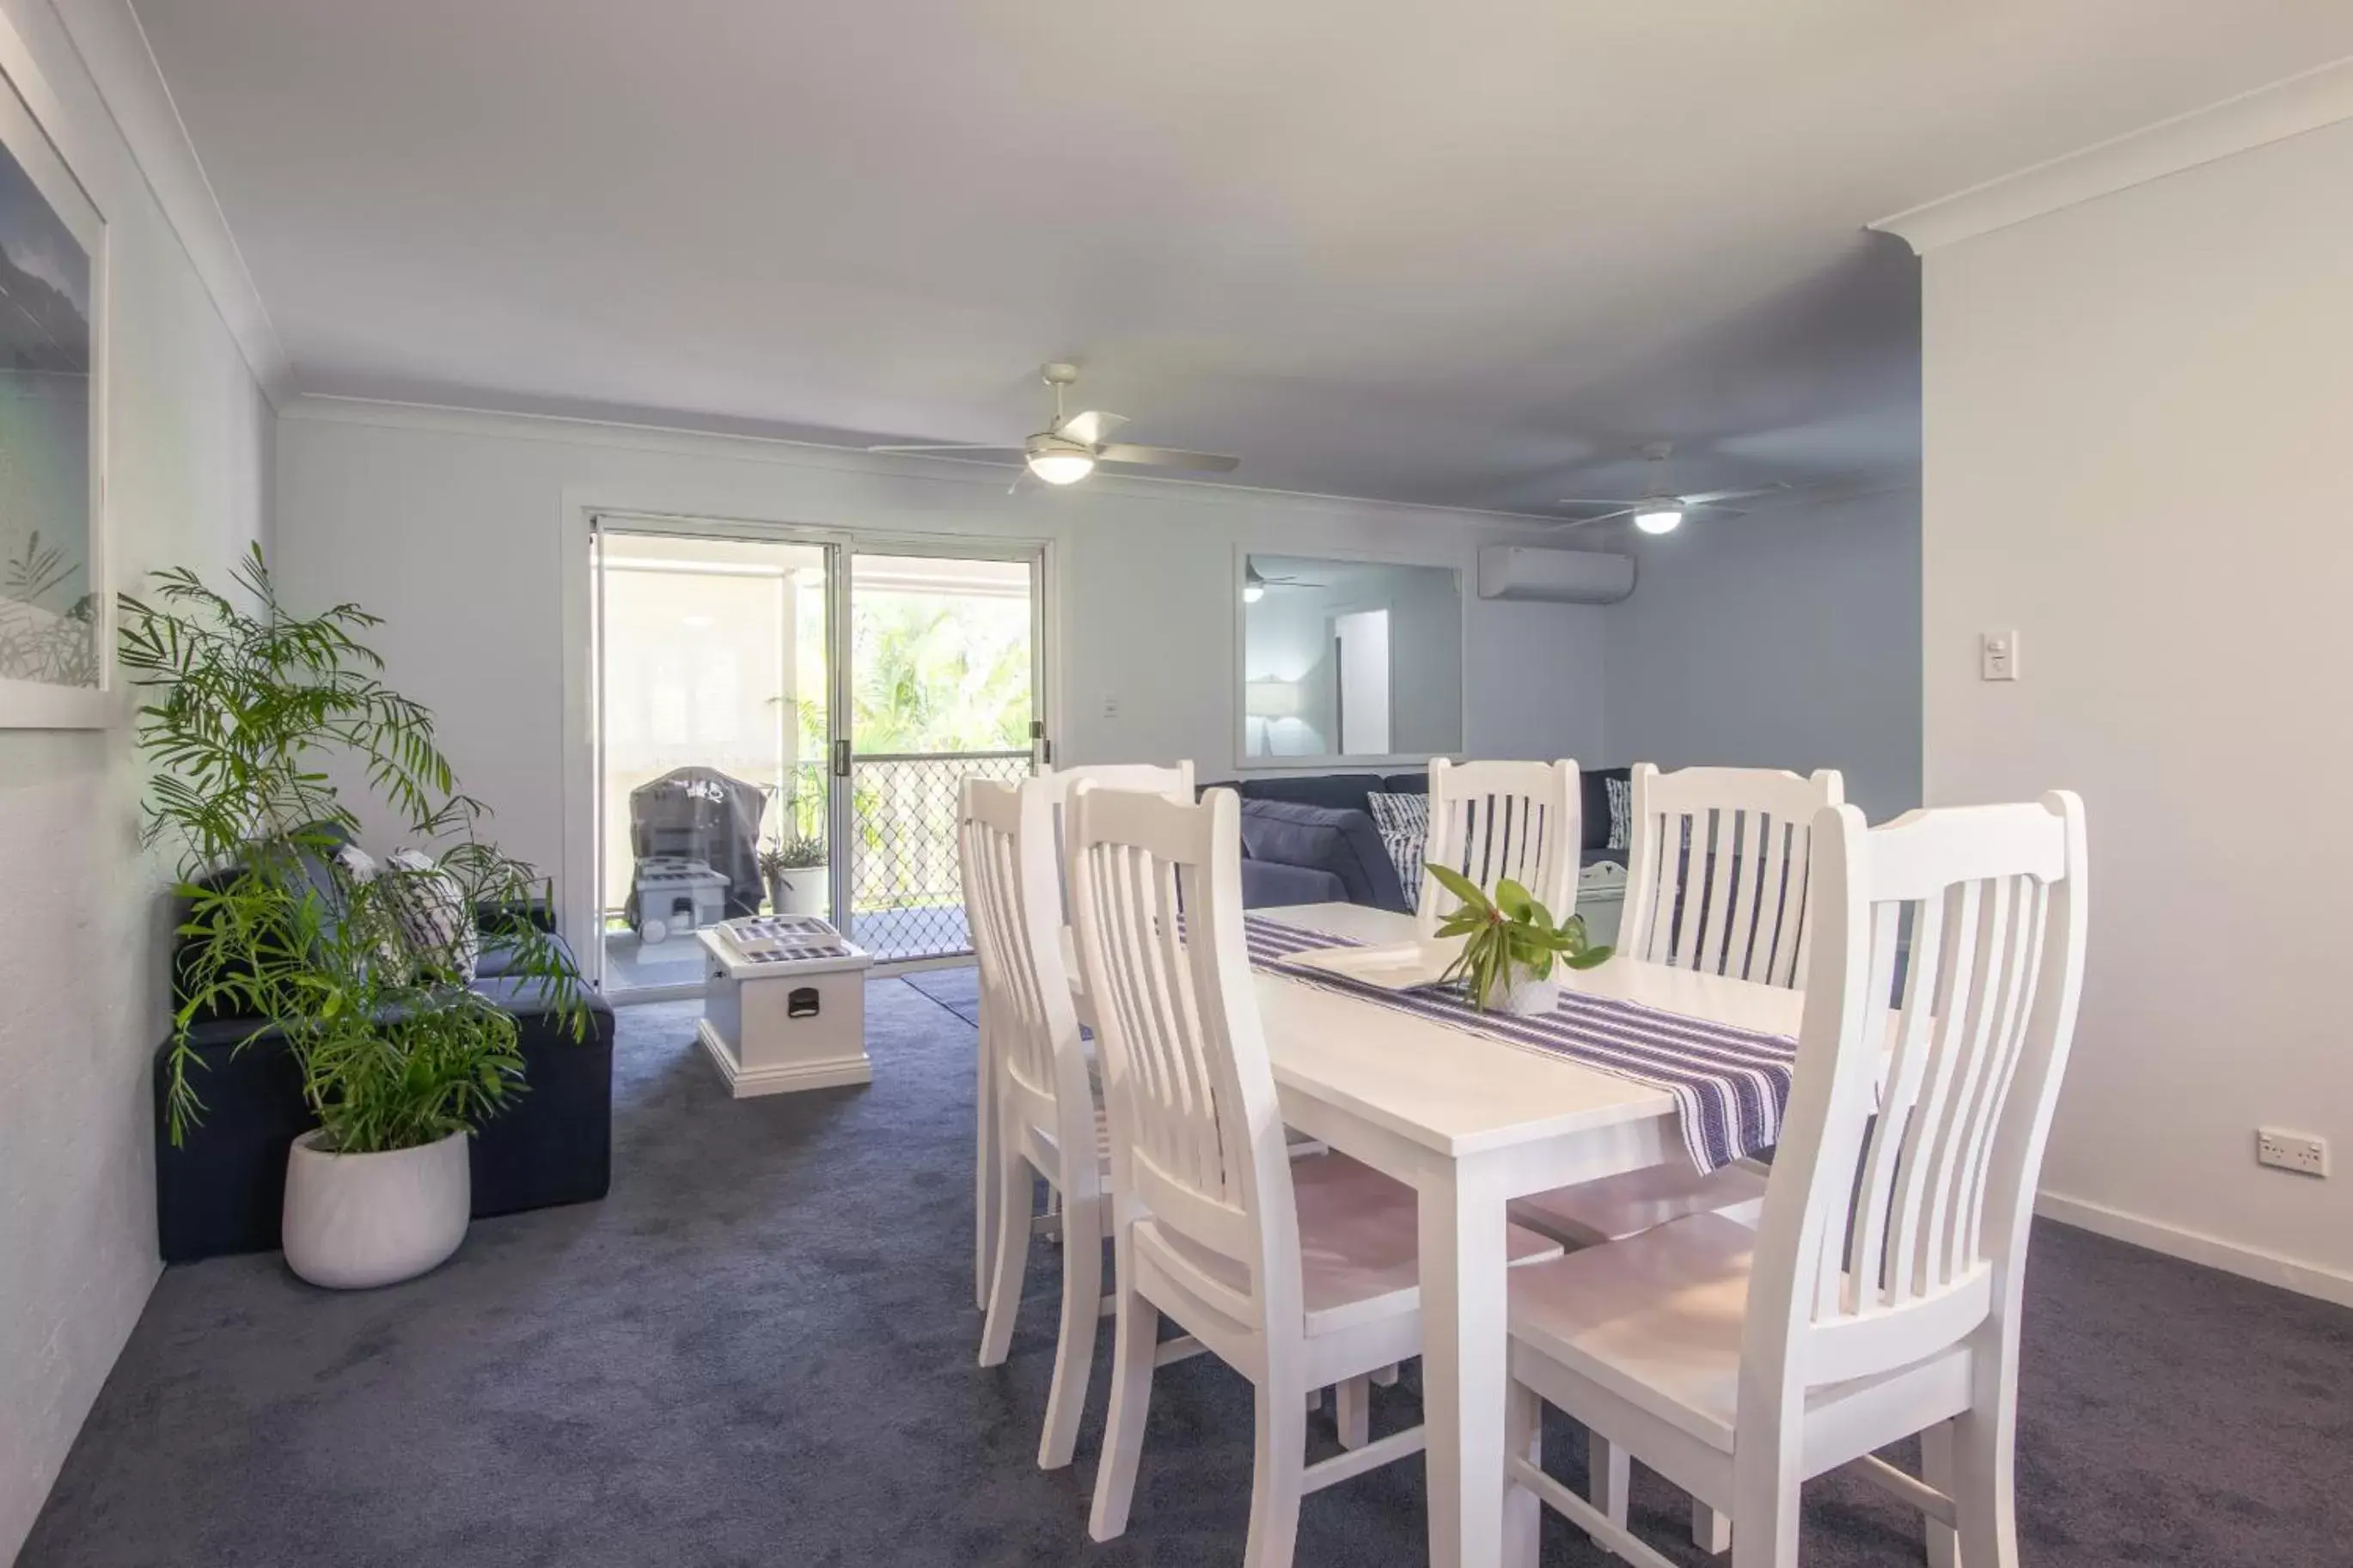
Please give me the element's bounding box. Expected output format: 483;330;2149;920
1513;765;1847;1253
1416;759;1580;938
1507;762;1844;1550
1502;793;2089;1568
970;759;1194;1310
957;777;1109;1469
1069;784;1562;1568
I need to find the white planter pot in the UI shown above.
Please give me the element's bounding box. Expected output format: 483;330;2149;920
283;1129;470;1290
1484;970;1560;1017
769;865;829;917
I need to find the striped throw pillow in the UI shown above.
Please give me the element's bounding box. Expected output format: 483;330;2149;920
1366;791;1429;909
383;849;480;985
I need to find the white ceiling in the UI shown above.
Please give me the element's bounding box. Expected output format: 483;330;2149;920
131;1;2353;513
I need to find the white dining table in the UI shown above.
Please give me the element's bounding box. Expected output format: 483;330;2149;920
1250;901;1806;1568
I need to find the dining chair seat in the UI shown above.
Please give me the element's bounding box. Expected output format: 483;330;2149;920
1508;1158;1768;1248
1148;1154;1562;1340
1510;1211;1961;1452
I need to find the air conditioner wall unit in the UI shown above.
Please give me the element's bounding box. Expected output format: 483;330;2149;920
1476;546;1636;605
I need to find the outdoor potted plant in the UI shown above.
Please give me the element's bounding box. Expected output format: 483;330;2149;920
761;833;829;917
1426;866;1612;1016
121;546;590;1290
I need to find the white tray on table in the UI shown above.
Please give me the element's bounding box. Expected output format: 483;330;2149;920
1276;938;1463;992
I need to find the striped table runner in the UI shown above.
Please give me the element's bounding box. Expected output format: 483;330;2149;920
1244;915;1794;1174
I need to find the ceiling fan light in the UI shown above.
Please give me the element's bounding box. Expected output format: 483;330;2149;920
1026;448;1096;485
1634;506;1684;534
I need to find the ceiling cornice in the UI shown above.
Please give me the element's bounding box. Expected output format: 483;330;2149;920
52;0;296;402
1871;54;2353;254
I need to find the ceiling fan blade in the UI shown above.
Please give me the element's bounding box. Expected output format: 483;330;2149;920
1554;497;1639;506
1097;442;1240;473
865;442;1021;455
1555;503;1641;524
1681;485;1788;507
1056;410;1128;446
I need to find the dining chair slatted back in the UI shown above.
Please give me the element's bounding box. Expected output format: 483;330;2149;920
1750;792;2088;1409
956;778;1095;1185
1033;761;1196;912
1417;758;1580;937
1620;763;1844;989
1066;784;1300;1329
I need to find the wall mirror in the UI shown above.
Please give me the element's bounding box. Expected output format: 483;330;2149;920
1238;553;1464;763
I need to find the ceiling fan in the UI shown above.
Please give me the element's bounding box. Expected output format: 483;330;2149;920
1553;442;1789;534
1242;560;1328;603
867;363;1241;490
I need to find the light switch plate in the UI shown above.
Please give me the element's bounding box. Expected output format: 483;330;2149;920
1980;629;2020;681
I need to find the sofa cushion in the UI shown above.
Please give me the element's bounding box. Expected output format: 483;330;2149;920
1241;859;1348;910
1228;772;1389;816
1236;798;1409;913
1380;772;1431;796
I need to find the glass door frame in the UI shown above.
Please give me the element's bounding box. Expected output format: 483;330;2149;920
584;510;1054;995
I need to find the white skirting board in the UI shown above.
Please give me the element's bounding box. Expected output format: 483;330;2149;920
2035;1190;2353;1309
696;1019;871;1099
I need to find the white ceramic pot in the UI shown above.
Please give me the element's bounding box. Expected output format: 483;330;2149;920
283;1128;470;1290
770;865;829;917
1489;970;1560;1017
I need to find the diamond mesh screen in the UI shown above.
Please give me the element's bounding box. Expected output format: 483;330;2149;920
848;752;1031;961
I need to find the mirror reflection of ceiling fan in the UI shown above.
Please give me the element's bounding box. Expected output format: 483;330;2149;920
867;363;1242;491
1243;560;1328;603
1553;442;1790;534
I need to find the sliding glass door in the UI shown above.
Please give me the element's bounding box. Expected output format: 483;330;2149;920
594;528;835;997
590;522;1042;995
843;551;1040;964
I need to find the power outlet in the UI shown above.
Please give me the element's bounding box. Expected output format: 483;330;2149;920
2257;1128;2330;1178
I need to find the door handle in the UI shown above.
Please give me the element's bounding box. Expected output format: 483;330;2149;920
832;738;850;778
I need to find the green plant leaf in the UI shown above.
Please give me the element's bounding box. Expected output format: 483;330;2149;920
1423;862;1491;916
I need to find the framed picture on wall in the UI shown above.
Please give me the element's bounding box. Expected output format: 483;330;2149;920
0;48;107;729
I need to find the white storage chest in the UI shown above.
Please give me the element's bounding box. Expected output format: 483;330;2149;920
696;915;875;1097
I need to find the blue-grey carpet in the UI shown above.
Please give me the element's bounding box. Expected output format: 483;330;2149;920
21;980;2353;1566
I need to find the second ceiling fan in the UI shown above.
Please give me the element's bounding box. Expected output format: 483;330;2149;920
869;363;1240;489
1554;442;1788;534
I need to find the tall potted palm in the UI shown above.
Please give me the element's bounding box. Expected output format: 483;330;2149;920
122;546;590;1288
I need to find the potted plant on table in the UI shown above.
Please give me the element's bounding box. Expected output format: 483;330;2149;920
121;546;590;1290
761;833;829;917
1426;866;1612;1016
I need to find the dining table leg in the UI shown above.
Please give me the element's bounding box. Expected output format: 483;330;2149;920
1418;1158;1513;1568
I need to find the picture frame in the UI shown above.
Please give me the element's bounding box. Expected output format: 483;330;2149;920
0;45;108;729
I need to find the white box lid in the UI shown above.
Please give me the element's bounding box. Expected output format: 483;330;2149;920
699;915;875;976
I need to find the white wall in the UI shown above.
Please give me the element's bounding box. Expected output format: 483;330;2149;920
0;1;274;1558
1918;114;2353;1299
1604;486;1924;823
271;404;1612;937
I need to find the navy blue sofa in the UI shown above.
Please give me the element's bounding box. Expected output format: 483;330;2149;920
1213;767;1630;912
